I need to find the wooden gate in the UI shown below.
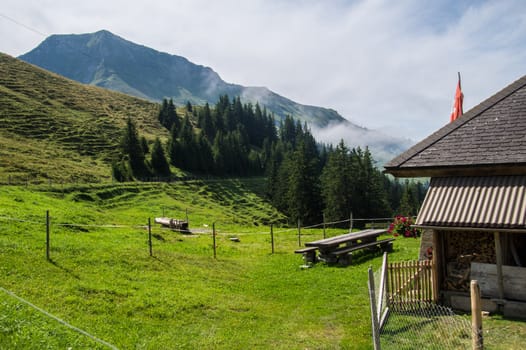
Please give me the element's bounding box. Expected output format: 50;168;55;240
387;260;436;308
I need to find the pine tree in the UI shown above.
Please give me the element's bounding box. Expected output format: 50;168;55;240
168;124;182;168
121;117;149;178
212;131;225;175
285;138;322;225
140;136;149;155
273;154;292;213
158;99;169;127
196;133;213;173
158;98;180;131
386;177;403;214
178;114;199;170
321;140;353;224
266;141;284;200
359;148;391;219
280;115;297;147
395;180;427;216
398;182;414;216
111;159;131;182
150;137;170;176
198;103;214;140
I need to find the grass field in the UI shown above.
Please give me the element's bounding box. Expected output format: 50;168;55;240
0;181;524;349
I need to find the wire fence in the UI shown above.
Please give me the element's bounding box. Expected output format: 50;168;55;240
0;212;397;237
0;286;119;350
379;300;474;349
0;210;401;264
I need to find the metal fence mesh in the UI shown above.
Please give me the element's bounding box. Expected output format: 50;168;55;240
380;302;476;349
372;264;482;350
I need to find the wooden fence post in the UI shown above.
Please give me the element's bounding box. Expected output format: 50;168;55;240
148;218;153;257
471;280;483;350
377;252;388;322
297;219;301;247
270;224;274;254
323;214;326;239
213;223;217;259
349;212;353;232
368;267;381;350
46;210;50;261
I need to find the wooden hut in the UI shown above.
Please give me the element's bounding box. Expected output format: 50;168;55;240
384;75;526;318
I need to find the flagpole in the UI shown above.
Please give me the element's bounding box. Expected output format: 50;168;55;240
458;72;463;115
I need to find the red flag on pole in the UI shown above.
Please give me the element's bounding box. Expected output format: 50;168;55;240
450;72;463;122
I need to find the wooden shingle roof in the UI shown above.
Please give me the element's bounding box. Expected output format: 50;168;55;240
384;75;526;177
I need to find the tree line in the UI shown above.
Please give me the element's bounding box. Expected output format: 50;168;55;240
112;95;427;225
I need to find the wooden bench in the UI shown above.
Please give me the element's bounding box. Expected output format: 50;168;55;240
294;246;318;264
327;238;394;266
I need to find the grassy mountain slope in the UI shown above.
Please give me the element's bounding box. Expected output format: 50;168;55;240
0;53;166;183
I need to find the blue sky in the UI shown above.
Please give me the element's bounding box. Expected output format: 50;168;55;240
1;0;526;144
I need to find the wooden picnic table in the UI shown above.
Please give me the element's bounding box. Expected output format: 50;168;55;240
296;228;393;265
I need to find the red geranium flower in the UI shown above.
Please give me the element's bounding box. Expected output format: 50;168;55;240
388;216;421;238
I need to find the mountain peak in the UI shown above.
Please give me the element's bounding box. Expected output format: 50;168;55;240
44;30;119;46
94;29;114;36
88;30;128;45
20;31;347;128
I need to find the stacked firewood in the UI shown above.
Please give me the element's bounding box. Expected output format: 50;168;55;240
445;254;478;291
443;231;496;291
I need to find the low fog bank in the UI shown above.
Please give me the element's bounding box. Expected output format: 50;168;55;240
311;121;415;167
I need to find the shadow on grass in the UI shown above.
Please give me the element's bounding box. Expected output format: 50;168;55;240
328;247;387;268
150;255;168;265
47;259;81;280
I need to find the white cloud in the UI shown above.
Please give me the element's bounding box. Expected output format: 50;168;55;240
1;0;526;142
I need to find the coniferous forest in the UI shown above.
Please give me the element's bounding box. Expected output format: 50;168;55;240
114;95;427;225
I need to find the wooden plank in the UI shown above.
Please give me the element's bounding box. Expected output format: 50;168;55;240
294;246;318;254
494;232;505;300
422;260;428;301
432;229;440;303
397;262;402;304
305;229;386;247
449;294;498;313
503;301;526;319
471;262;526;301
327;238;394;257
427;260;433;301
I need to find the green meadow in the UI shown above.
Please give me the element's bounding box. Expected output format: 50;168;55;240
0;181;524;349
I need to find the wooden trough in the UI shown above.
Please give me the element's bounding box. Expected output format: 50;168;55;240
154;217;189;232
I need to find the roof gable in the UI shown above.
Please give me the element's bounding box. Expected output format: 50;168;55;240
385;75;526;177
